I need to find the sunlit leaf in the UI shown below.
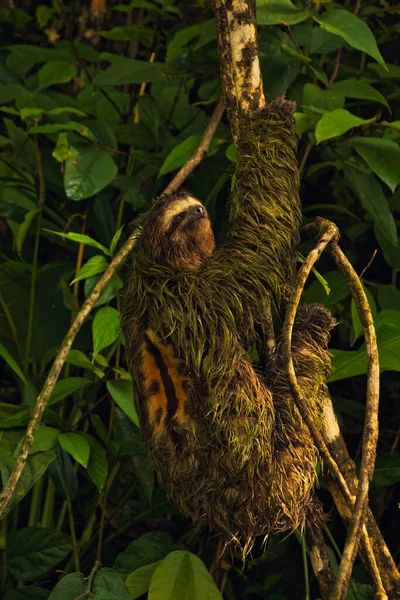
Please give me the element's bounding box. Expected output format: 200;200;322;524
92;307;120;357
349;137;400;193
315;109;375;144
313;9;387;70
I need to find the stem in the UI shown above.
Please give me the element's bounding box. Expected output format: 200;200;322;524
24;210;43;375
95;462;120;564
67;497;80;572
41;477;55;528
0;291;22;362
28;477;44;527
302;535;310;600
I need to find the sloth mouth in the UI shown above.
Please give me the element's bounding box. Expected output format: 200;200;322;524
187;213;207;227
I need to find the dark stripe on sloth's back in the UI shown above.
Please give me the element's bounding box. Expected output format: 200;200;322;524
144;334;178;423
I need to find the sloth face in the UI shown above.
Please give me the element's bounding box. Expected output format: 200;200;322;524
142;192;216;270
163;195;216;269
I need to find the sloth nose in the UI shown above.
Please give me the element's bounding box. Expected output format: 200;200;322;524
195;206;204;214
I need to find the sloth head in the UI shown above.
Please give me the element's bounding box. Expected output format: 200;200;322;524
139;190;216;270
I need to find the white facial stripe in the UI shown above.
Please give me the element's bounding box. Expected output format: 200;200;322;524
162;196;202;230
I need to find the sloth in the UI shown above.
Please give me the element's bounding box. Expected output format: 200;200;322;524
122;98;335;551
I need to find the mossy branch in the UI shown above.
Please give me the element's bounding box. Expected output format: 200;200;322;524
0;106;224;520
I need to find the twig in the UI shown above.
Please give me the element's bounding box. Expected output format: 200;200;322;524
299;142;312;176
361;3;400;17
328;242;380;600
163;99;225;194
0;106;225;519
306;526;335;600
328;48;342;87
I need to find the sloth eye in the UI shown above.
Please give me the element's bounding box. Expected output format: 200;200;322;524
173;212;186;225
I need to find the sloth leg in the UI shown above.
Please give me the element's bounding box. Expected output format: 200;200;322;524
267;303;336;533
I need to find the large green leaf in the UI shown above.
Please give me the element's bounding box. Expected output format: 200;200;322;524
0;451;56;516
114;532;177;576
58;433;90;468
6;527;72;580
372;453;400;488
93;59;174;86
100;26;153;45
148;551;223;600
44;230;111;256
257;0;309;26
349;137;400;193
93;568;131;600
64;143;118;200
330;310;400;382
38;61;77;89
85;434;108;490
49;377;92;406
331;78;389;110
72;255;109;283
313;9;387;70
48;573;87;600
159;135;218;177
92;307;121;357
107;379;139;427
167;20;216;62
30;426;60;454
0;342;29;385
346;170;397;247
315;109;374;144
126;562;161;600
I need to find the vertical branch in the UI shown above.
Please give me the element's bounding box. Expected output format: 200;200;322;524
328;242;380;600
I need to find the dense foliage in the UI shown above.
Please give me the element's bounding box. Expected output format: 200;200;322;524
0;1;399;599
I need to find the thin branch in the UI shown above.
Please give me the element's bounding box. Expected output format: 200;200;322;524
328;48;342;87
0;106;225;519
328;242;380;600
282;217;387;598
163;99;225;195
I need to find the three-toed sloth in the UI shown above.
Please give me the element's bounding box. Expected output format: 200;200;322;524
122;98;334;551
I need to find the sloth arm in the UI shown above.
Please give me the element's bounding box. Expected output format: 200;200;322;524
205;98;301;310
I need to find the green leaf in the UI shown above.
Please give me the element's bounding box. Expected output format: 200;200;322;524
93;307;121;357
331;78;389;110
114;532;177;576
72;255;109;283
16;207;40;256
313;9;387;71
107;379;139;427
100;26;153;46
315;109;375;144
349;137;400;193
126;562;161;599
0;342;29;385
167;20;216;62
30;122;94;138
30;426;60;454
38;61;77;89
52;132;69;162
6;527;72;581
303;271;349;307
374;225;400;270
372;453;400;488
85;273;123;308
93;568;131;600
93;59;172;86
225;143;236;162
330;310;400;382
85;435;108;490
44;230;111;256
377;285;400;311
59;433;90;468
148;551;223;600
49;377;92;406
36;6;53;28
0;451;56;516
159;135;218;177
64;143;118;201
257;0;309;26
48;573;87;600
351;287;377;345
110;225;124;254
346;170;397;247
